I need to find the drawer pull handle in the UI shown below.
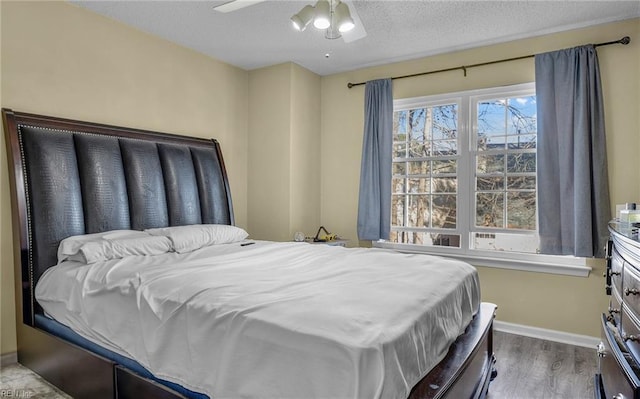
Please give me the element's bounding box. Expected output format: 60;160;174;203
625;287;640;296
609;307;620;314
597;342;606;357
622;333;639;342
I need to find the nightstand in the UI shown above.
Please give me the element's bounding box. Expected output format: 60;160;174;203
304;239;349;247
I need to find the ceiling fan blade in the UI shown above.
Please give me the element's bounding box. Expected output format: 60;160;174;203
214;0;267;13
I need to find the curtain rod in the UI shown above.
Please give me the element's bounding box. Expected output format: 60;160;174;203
346;36;631;89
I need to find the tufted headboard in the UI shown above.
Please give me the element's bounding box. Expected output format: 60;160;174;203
2;109;234;325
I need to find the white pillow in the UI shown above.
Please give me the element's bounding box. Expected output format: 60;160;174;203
145;224;249;253
75;235;173;264
57;230;149;264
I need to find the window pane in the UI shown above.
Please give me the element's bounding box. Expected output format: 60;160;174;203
433;140;457;155
408;140;429;157
393;162;406;175
407;161;430;175
389;230;461;248
432;178;457;193
432;194;457;228
507;191;536;230
391;195;405;227
477;100;506;135
393;110;407;141
476;192;504;228
407;178;430;193
507;176;536;190
478;133;506;151
507;96;537;134
432;159;456;174
409;109;427;141
507;134;536;149
476;154;504;173
392;177;405;194
406;195;430;228
432;104;458;140
393;142;406;158
429;234;460;247
477;176;504;191
507;153;536;173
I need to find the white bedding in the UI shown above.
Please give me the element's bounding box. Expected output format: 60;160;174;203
36;241;480;399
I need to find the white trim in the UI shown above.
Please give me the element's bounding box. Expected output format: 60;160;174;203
373;241;592;277
459;253;591;277
1;351;18;366
494;320;600;349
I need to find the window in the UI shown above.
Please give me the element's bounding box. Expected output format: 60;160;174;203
391;100;462;248
378;83;589;276
472;90;538;253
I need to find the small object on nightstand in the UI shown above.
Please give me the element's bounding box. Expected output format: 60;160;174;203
293;226;348;246
313;226;337;242
310;238;349;247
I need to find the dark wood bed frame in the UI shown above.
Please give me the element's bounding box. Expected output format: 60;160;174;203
3;108;497;399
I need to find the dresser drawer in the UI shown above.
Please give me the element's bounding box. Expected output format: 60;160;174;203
622;305;640;364
613;247;625;296
600;314;640;399
624;264;640;318
609;289;623;327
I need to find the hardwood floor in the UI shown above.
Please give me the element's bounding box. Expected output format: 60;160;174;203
0;330;598;399
488;331;598;399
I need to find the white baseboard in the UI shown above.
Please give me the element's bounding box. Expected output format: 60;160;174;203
494;320;600;349
1;351;18;366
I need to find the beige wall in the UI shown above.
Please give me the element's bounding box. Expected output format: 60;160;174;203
290;64;321;237
0;1;250;355
248;64;293;240
248;63;321;241
320;18;640;337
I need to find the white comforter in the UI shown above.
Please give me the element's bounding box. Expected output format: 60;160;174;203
36;241;480;399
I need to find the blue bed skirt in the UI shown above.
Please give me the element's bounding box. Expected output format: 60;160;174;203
34;314;208;399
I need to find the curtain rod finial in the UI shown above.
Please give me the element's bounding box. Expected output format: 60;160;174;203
621;36;631;45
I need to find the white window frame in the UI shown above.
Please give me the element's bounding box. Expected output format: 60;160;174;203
374;83;591;277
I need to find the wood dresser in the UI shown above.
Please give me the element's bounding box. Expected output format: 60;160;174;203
597;221;640;399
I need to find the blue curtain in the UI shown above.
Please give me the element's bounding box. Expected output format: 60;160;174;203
357;79;393;241
535;45;611;258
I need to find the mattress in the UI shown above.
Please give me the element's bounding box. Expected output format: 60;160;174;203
36;241;480;399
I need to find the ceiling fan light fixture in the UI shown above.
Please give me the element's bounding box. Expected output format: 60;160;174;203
334;2;354;33
324;23;342;40
292;0;360;41
291;5;315;31
313;0;331;30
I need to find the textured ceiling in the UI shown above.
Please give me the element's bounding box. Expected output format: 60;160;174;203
72;0;640;76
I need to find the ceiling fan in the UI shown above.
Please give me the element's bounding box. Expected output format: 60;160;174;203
213;0;367;43
213;0;267;13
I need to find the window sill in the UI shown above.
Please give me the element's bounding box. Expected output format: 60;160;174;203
372;241;592;277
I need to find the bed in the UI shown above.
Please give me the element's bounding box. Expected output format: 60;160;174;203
2;108;497;399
